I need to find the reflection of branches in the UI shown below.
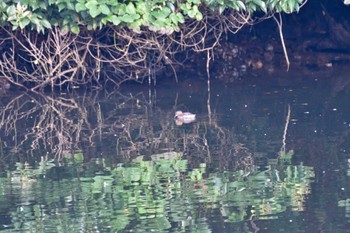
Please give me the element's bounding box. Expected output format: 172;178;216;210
113;107;254;170
0;89;253;171
0;92;90;158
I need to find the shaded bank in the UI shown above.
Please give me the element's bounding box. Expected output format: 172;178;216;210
185;0;350;82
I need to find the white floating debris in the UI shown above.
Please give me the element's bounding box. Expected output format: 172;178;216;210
325;63;333;68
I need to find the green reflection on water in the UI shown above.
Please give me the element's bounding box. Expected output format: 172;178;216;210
0;152;314;232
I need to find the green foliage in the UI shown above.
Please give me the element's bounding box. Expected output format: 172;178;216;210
0;0;306;34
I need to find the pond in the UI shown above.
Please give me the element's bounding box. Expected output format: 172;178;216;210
0;67;350;232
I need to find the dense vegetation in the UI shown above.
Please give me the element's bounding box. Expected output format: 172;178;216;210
1;0;304;34
0;0;306;90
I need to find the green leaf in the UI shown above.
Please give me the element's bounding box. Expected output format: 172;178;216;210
254;0;267;13
166;2;175;12
111;15;121;25
187;9;196;18
218;5;226;14
66;2;75;10
153;7;171;20
106;0;119;6
30;16;41;26
58;3;66;12
41;19;51;29
169;13;178;24
196;10;202;21
176;12;185;23
71;25;80;34
217;0;224;5
75;3;86;12
85;0;98;10
136;2;148;13
19;18;30;29
236;1;246;10
120;14;139;23
288;0;296;12
89;8;101;18
6;5;16;15
99;4;110;15
7;15;17;21
129;20;141;32
126;2;136;15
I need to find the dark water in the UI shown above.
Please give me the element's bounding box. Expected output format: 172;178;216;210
1;68;350;232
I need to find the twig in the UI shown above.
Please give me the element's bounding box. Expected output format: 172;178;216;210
273;13;290;71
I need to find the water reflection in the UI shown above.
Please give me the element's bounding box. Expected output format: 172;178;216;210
0;152;314;232
1;71;350;232
0;89;252;171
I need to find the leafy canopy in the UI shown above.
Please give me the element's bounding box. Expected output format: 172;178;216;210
0;0;305;34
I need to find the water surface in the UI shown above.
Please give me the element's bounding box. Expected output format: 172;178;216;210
1;69;350;232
